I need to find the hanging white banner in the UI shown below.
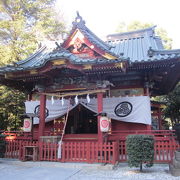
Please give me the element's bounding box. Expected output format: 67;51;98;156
81;96;151;125
25;96;151;125
25;99;77;124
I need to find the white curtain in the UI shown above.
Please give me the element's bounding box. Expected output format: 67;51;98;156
25;99;77;124
25;96;151;125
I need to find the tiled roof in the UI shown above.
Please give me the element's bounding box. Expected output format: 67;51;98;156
0;44;125;73
0;13;180;74
107;27;180;62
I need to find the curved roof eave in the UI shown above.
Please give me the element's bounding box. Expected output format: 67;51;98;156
0;49;128;73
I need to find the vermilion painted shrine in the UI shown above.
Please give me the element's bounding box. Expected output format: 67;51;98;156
0;13;180;163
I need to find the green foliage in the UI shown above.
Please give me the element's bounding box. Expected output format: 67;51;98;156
153;83;180;127
116;21;172;49
126;134;154;172
162;83;180;126
0;0;67;130
0;86;25;130
0;0;67;65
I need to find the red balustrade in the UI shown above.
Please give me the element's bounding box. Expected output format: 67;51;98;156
4;140;118;164
3;130;180;164
60;141;118;164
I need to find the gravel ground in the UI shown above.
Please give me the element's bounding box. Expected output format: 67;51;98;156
0;159;180;180
71;163;180;180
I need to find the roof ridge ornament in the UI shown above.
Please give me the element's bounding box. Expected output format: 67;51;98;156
72;11;86;27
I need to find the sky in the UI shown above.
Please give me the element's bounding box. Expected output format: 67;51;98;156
57;0;180;49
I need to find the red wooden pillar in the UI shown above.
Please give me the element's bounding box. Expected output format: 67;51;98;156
38;94;46;140
97;92;103;143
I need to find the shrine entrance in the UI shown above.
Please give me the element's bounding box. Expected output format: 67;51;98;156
65;104;97;134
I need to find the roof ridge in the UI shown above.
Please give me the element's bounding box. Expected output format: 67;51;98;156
107;26;156;41
108;26;156;37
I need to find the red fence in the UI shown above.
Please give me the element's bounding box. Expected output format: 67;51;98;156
109;130;176;141
117;138;180;163
154;139;180;163
61;141;118;164
4;140;119;164
5;140;38;159
39;142;58;161
3;130;180;164
5;140;20;159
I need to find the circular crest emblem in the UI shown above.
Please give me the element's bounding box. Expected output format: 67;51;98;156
24;120;30;128
101;119;109;128
114;101;133;117
34;105;49;118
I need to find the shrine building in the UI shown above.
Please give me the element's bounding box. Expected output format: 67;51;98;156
0;12;179;144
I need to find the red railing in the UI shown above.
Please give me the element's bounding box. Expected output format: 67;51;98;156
39;142;58;161
117;138;180;162
61;141;118;164
4;140;119;164
3;130;180;164
109;130;176;141
5;140;20;159
5;140;38;159
154;139;180;163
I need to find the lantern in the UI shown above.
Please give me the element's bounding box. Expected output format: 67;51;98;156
23;118;32;132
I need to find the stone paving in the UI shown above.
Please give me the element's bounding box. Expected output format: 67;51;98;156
0;159;180;180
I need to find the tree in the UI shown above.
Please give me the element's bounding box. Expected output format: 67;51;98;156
163;83;180;127
126;134;154;172
116;21;172;49
0;0;66;65
0;86;25;130
0;0;67;130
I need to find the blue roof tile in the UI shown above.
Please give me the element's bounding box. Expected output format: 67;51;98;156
107;27;180;62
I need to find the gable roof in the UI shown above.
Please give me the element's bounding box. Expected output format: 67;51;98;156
107;27;180;62
62;12;119;59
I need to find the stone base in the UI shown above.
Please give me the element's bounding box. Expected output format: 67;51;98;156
173;158;180;169
169;164;180;177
